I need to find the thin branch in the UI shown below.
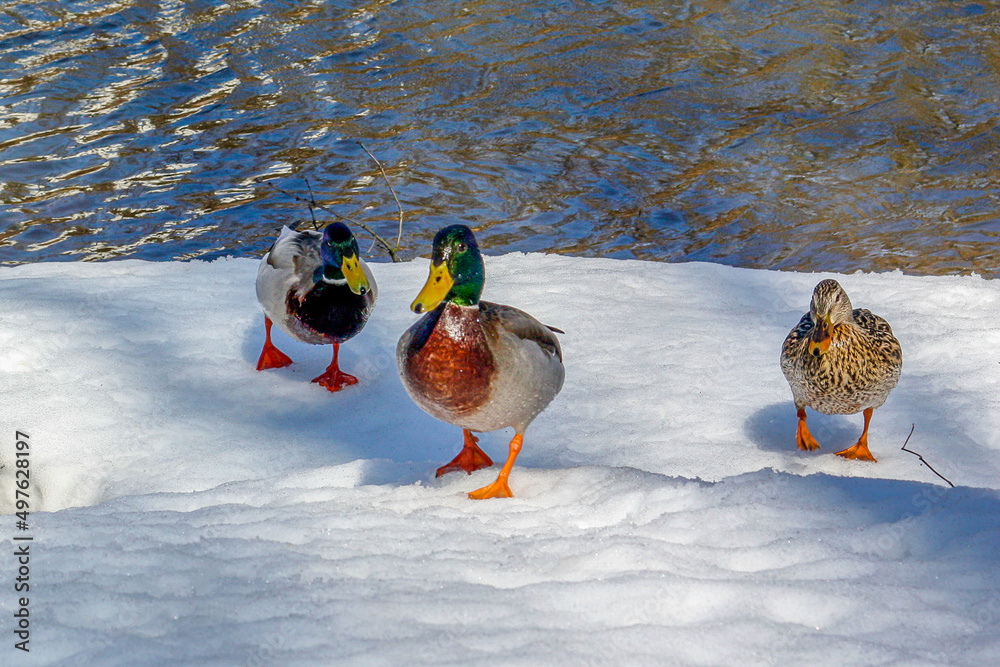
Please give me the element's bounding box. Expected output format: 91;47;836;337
304;179;318;230
256;178;400;262
900;424;955;488
358;141;404;251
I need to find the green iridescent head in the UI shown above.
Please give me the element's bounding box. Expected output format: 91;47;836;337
319;222;369;295
411;225;485;313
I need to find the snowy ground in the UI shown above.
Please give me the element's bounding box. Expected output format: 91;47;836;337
1;254;998;665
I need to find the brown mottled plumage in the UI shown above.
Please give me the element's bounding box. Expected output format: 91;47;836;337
780;279;902;461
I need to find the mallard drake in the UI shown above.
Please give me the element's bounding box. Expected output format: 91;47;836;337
780;279;902;461
255;222;376;392
397;225;565;499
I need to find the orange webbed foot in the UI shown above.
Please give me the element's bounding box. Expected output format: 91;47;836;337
467;433;522;500
469;478;513;500
257;345;293;371
257;317;293;370
311;368;358;392
835;441;877;462
836;407;877;461
795;408;821;451
312;343;358;393
436;430;493;477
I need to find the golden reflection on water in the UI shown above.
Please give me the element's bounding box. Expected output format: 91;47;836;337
0;0;998;275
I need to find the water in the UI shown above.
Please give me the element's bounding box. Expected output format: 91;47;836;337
2;0;999;275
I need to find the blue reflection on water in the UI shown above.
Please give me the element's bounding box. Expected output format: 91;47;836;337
0;0;998;275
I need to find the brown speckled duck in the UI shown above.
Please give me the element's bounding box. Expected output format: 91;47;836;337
397;225;565;499
780;279;902;462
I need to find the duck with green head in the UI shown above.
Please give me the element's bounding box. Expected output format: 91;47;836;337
397;225;565;499
256;222;377;392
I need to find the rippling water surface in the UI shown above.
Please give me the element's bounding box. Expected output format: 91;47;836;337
1;0;999;274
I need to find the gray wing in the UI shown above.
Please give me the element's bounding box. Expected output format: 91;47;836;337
480;301;563;362
266;226;322;272
264;226;322;298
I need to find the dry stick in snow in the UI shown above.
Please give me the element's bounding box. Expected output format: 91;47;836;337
901;424;955;488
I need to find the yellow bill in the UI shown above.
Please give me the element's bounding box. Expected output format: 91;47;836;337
341;255;369;295
411;262;453;313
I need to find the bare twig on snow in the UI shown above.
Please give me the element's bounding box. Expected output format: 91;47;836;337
900;424;955;488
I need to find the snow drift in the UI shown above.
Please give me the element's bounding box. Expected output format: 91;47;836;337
0;255;997;665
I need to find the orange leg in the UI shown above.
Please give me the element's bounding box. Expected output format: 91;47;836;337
835;407;878;462
796;408;821;451
257;316;293;371
469;433;523;500
436;429;494;477
311;343;358;392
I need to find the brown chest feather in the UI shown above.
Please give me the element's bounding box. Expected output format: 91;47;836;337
405;306;496;417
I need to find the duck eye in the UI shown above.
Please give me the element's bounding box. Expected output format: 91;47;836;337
456;242;467;253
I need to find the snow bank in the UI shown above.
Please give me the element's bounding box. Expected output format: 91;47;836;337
0;255;997;665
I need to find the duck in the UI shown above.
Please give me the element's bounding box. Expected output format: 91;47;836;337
780;278;902;461
397;224;564;499
255;222;376;392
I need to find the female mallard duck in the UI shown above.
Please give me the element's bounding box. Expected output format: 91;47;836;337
780;279;902;461
255;222;376;392
397;225;564;499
